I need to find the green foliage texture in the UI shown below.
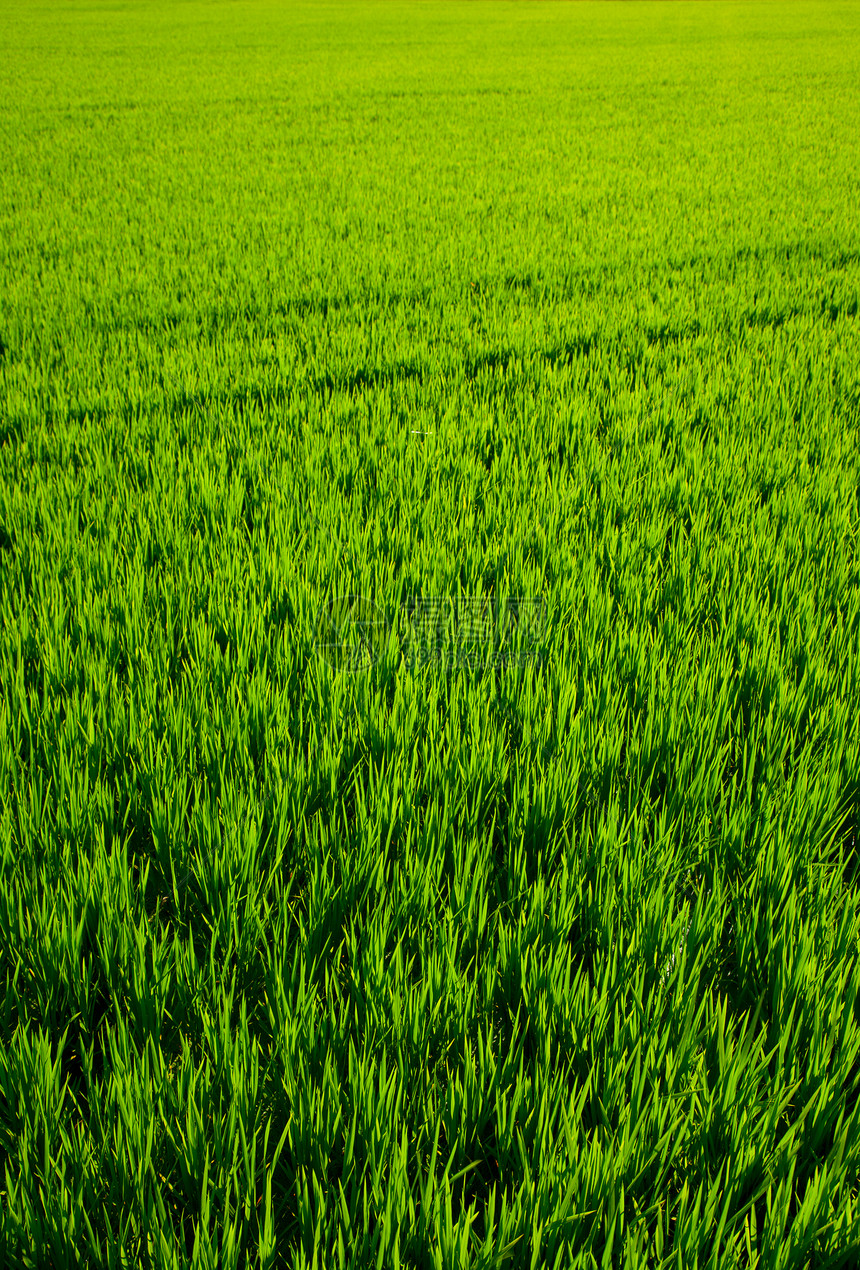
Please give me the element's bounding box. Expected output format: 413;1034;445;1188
1;1;860;1266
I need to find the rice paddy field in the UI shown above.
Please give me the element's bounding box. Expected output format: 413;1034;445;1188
2;0;860;1265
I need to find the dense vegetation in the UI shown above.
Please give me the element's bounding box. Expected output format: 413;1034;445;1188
1;1;859;1266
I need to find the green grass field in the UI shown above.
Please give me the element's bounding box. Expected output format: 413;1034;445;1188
1;1;860;1265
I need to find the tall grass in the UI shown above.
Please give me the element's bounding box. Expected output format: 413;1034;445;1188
1;1;859;1266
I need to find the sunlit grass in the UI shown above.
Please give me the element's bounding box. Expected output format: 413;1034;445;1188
1;1;859;1267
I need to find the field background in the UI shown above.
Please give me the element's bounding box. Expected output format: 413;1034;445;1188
1;1;860;1266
